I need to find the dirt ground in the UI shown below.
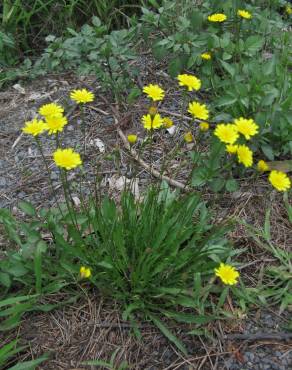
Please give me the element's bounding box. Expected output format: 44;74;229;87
0;73;291;369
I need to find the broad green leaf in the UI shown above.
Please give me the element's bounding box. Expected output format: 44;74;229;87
220;60;236;77
225;179;239;192
215;95;237;108
0;272;11;288
261;145;274;160
245;35;263;53
18;201;36;217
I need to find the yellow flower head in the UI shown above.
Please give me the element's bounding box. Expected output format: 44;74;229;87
22;118;47;136
269;171;291;192
208;13;227;22
237;9;252;19
143;84;165;101
257;160;269;172
53;148;82;170
201;52;212;60
237;145;253;167
142;113;164;130
215;263;239;285
39;103;64;118
70;89;95;104
45;114;68;135
234;117;259;140
214;124;239;144
127;134;138;144
199;122;209;131
226;144;238;154
188;101;209;120
184;131;193;143
177;74;201;91
80;266;91;279
163;117;174;128
286;5;292;15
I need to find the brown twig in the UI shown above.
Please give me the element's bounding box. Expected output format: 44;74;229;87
98;94;191;192
224;333;292;341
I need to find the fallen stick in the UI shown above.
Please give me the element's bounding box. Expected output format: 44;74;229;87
224;332;292;341
116;125;191;192
98;95;191;192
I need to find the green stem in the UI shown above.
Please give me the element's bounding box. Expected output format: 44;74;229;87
80;104;86;157
60;169;79;232
35;137;63;216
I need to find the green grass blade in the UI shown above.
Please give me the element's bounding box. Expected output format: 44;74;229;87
148;313;187;355
8;353;49;370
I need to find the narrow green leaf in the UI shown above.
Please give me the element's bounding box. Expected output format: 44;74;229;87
149;314;187;355
8;354;49;370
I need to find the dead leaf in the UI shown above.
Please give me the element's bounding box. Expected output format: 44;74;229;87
108;175;139;199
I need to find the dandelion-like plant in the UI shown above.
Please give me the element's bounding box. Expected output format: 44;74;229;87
208;13;227;22
188;101;209;120
257;160;269;172
39;103;64;117
70;89;95;104
269;171;291;192
45;114;68;135
143;84;165;101
201;52;212;60
237;9;252;19
177;74;201;91
236;145;253;168
234;117;259;140
53;148;82;170
22;118;47;136
215;263;239;285
214;124;239;144
142;114;164;130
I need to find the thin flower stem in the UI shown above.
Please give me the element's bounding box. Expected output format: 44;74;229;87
60;169;79;232
80;105;86;157
35;137;63;216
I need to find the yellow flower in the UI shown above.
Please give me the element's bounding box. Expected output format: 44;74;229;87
199;122;209;131
201;52;212;60
208;13;227;22
286;5;292;15
226;144;238;154
127;134;138;144
80;266;91;279
237;145;253;167
215;263;239;285
22;118;47;136
45;114;68;134
53;148;82;170
269;171;291;192
163;117;174;128
177;74;201;91
188;101;209;120
142;113;164;130
237;9;252;19
234;117;259;140
70;89;95;104
39;103;64;117
214;124;239;144
143;84;165;101
257;160;269;172
184;131;193;143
